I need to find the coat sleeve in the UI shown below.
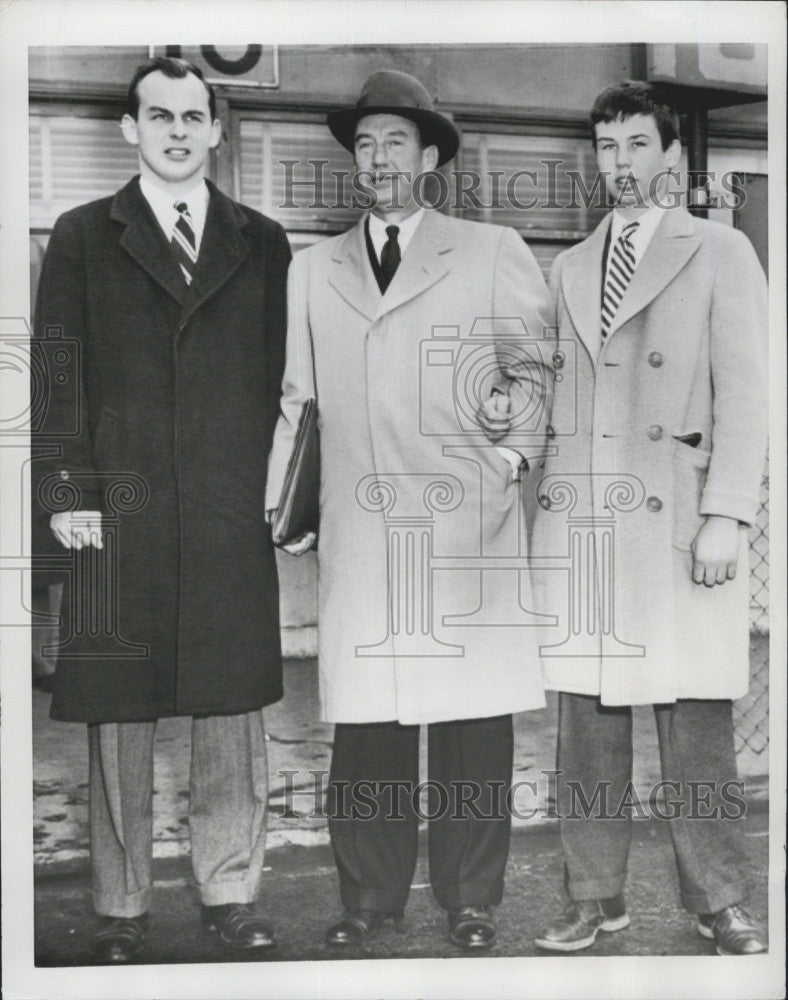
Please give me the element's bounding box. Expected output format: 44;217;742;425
265;249;316;511
32;210;102;514
699;227;768;525
491;226;556;462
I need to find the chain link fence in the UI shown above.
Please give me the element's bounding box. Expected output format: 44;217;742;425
735;460;769;756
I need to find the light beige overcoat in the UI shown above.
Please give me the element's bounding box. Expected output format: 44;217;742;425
529;208;767;705
267;210;554;723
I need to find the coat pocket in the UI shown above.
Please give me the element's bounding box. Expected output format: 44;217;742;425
92;406;120;469
671;440;711;551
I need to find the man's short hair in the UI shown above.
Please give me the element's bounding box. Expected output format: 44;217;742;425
126;57;217;121
590;80;681;151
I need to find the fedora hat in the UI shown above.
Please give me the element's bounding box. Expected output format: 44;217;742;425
327;70;459;167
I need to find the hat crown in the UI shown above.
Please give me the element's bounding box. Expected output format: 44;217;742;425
356;70;435;112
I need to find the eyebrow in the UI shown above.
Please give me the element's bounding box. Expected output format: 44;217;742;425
598;133;651;142
355;129;409;141
145;106;206;117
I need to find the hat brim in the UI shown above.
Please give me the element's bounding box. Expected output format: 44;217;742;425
327;106;460;167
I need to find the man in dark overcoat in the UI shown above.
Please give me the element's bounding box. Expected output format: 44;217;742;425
33;57;290;962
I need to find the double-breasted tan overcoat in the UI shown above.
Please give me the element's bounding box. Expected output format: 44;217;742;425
529;208;767;705
267;210;555;723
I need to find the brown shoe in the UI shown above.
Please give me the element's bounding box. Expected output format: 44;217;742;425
535;896;629;952
325;908;403;946
88;913;148;963
697;905;767;955
201;903;276;950
448;905;497;950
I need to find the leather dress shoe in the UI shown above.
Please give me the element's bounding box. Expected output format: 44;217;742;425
88;913;148;963
201;903;276;950
697;904;767;955
448;905;497;950
535;896;629;952
325;908;403;946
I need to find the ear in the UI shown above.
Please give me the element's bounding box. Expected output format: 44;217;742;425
120;114;139;147
422;143;439;172
664;138;681;169
209;118;222;150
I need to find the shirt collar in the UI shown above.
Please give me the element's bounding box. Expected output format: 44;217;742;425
139;177;210;247
367;207;425;260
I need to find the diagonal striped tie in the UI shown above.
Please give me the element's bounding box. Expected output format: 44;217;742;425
601;221;639;341
171;202;197;286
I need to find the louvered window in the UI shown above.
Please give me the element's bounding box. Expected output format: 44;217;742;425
29;115;139;229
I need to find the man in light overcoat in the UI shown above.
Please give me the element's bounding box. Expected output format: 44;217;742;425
500;80;767;956
34;58;290;961
266;69;554;950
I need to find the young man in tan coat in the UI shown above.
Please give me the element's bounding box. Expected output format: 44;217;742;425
482;80;768;956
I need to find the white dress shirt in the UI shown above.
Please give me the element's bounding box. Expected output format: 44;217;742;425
367;207;425;263
139;177;210;255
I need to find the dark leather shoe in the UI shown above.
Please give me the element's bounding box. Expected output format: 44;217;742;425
448;905;497;950
201;903;276;950
535;896;629;952
88;913;148;963
697;904;767;955
325;908;403;946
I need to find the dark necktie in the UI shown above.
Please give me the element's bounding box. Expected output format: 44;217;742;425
601;221;639;341
172;202;197;286
379;225;401;294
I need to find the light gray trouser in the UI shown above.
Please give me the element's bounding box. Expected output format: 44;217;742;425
88;710;268;917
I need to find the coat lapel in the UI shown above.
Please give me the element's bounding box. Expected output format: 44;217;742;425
373;209;452;321
178;180;249;327
111;177;187;305
609;209;701;335
328;221;381;321
560;214;611;364
111;177;250;325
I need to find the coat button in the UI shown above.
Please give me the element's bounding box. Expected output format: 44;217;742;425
646;496;663;512
59;470;70;480
647;424;663;441
648;351;664;367
538;494;552;510
552;350;565;369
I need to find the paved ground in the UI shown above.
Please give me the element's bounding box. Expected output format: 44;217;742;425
30;642;772;969
33;808;769;966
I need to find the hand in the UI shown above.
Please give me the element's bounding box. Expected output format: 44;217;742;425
50;511;103;550
476;389;512;443
281;531;317;556
690;515;741;587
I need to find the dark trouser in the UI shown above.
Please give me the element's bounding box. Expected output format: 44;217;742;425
327;715;513;914
557;693;751;914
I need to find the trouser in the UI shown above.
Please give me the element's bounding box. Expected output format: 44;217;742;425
557;693;751;914
327;715;513;914
88;710;268;918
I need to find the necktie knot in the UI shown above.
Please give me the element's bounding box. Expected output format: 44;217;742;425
385;225;400;242
174;201;189;215
620;221;639;243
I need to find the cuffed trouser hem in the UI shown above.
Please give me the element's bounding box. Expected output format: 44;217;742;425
680;878;751;915
566;873;627;902
341;887;410;914
199;881;259;907
93;886;151;919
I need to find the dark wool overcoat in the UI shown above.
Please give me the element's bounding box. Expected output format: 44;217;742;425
34;177;290;723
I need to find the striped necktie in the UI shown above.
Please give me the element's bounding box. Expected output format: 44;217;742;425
601;221;639;341
172;202;197;286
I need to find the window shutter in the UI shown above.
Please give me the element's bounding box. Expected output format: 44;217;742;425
29;116;139;229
